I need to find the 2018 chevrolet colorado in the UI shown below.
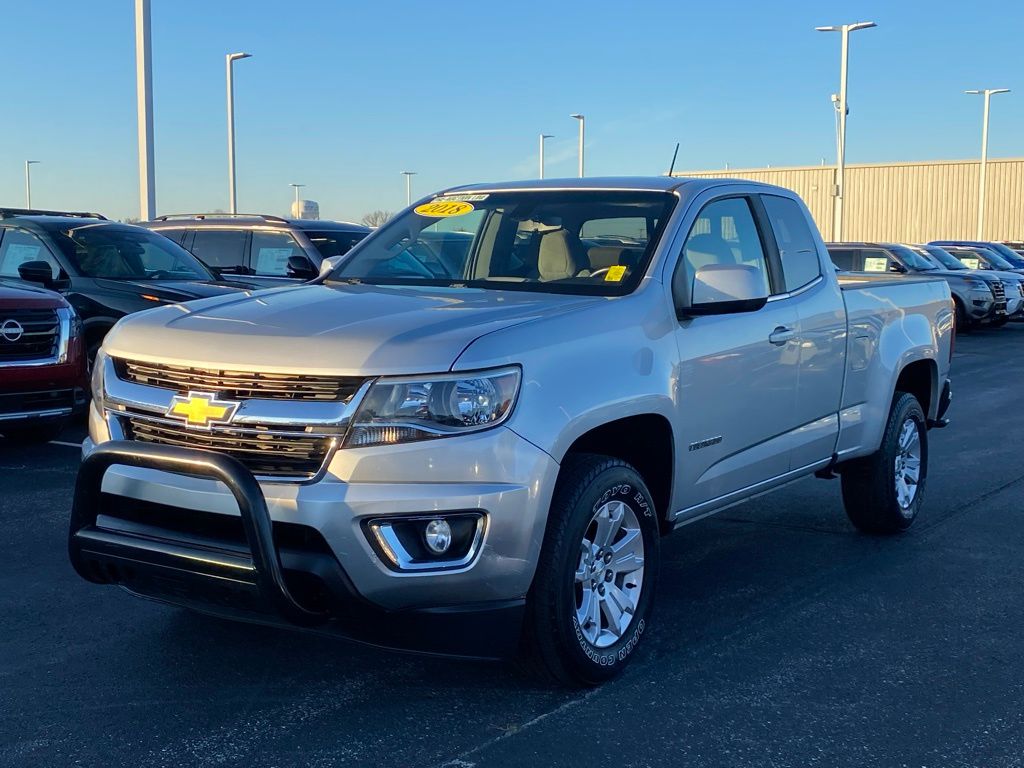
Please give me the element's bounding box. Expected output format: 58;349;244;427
70;177;953;685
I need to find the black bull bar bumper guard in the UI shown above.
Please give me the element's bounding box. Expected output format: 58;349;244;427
69;441;327;626
67;441;524;659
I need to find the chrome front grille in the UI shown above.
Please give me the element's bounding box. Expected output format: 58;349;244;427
992;282;1006;301
123;412;338;479
0;308;59;362
116;359;364;402
105;355;367;481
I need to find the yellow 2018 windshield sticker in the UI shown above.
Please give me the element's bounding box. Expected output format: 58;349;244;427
604;265;628;282
414;201;475;218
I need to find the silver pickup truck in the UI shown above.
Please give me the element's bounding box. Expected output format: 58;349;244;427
71;177;953;686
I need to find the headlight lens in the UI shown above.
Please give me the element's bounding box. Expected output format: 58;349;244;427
90;348;107;405
965;278;990;291
345;366;521;448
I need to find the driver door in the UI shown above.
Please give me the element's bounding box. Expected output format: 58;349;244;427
671;195;800;518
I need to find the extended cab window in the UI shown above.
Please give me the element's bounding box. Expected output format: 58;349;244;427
0;228;61;281
761;195;821;291
681;197;770;297
250;230;305;276
189;230;248;272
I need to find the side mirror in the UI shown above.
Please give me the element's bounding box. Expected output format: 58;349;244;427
679;264;768;317
318;255;342;279
889;262;907;273
18;260;55;287
287;254;317;280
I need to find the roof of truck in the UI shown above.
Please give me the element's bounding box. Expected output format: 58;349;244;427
439;176;788;195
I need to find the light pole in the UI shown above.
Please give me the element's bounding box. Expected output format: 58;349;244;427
226;52;252;214
135;0;155;220
401;171;417;206
24;160;40;209
966;88;1010;239
289;183;305;217
539;134;554;179
570;115;585;177
816;21;876;241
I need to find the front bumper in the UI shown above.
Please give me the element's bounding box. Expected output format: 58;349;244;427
78;405;560;657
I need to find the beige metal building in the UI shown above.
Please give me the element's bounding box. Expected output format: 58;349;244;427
674;158;1024;243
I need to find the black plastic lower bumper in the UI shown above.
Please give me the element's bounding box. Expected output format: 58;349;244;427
68;441;524;660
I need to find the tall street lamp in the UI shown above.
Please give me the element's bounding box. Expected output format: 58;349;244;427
24;160;40;209
816;21;876;241
401;171;417;206
966;88;1010;239
289;183;305;217
570;115;585;177
539;134;554;179
226;52;252;214
135;0;155;220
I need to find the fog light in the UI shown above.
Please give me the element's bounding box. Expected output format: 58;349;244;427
424;519;452;554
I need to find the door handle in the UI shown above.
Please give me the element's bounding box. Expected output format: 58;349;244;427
768;326;796;346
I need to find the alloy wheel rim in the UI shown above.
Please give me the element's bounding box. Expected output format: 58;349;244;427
573;499;645;649
894;418;922;511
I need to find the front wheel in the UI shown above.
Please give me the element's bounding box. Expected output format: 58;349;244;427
840;392;927;534
525;454;660;686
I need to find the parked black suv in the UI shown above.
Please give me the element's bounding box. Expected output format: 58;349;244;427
0;208;250;367
140;214;370;287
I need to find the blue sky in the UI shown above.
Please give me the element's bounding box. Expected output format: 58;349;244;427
1;0;1021;222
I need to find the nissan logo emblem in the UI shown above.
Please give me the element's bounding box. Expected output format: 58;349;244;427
1;319;24;342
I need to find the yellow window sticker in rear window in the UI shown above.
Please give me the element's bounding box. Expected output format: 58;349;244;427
604;265;628;282
414;201;475;218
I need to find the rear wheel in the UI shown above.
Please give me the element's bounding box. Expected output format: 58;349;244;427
840;392;927;534
525;454;659;686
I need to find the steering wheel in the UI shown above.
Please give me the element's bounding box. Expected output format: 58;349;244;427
146;270;174;279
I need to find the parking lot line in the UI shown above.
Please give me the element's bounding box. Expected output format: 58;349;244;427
49;440;84;449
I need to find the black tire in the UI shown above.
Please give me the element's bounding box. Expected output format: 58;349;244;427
840;392;927;534
1;420;67;445
525;453;660;686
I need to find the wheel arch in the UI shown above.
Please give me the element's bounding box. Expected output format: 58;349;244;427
558;413;675;529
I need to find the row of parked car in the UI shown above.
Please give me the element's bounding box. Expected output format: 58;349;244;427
0;207;369;442
827;240;1024;330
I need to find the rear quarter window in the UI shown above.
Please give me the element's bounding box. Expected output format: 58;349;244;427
761;195;821;291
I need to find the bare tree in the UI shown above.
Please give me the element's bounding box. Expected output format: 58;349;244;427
360;210;393;228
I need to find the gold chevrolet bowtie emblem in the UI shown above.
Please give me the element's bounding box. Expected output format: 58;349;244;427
165;391;240;429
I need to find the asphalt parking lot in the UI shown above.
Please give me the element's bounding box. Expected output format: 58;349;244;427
2;326;1023;768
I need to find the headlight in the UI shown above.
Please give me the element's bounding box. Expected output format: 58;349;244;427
965;279;990;291
91;348;107;405
345;366;521;448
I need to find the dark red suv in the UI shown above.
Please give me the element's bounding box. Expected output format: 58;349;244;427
0;279;88;444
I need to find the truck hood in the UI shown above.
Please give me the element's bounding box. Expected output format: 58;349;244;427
103;283;602;375
0;279;67;309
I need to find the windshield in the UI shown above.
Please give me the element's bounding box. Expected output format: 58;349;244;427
305;230;368;259
888;245;938;271
986;242;1024;269
328;190;677;295
923;246;967;270
971;248;1016;271
52;225;214;281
